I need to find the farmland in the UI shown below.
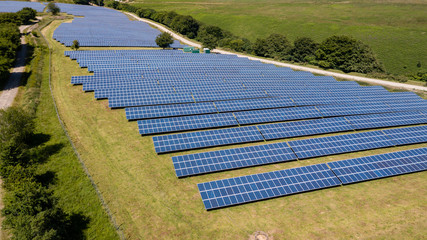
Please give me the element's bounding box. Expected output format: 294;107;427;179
131;0;427;76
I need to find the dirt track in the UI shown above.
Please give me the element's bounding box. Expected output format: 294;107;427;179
125;12;427;92
0;25;30;110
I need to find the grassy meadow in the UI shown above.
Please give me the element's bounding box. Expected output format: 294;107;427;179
130;0;427;77
43;16;427;239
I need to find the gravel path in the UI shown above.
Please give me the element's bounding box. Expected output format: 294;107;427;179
125;12;427;92
0;25;30;110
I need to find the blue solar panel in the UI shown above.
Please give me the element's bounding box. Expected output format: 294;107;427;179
382;125;427;146
258;117;354;140
317;102;391;117
0;1;46;12
328;148;427;184
214;97;295;112
234;106;322;125
109;93;195;108
138;113;238;135
345;111;427;130
153;126;264;153
125;102;218;120
198;163;341;210
172;142;296;177
288;131;396;159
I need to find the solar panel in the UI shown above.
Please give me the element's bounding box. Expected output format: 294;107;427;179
109;93;195;108
328;148;427;184
345;111;427;130
234;106;322;125
125;102;218;120
288;131;396;159
317;102;391;117
138;113;238;135
197;163;341;210
153;126;264;153
258;117;354;140
214;97;295;112
172;142;297;177
382;125;427;146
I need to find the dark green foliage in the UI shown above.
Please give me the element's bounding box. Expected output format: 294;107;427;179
106;0;119;9
314;35;384;73
264;33;292;60
290;37;318;63
410;71;427;82
170;15;199;39
73;0;90;5
0;106;80;239
17;7;37;24
47;3;60;15
155;32;174;49
196;25;224;50
0;13;21;25
136;8;156;19
252;38;268;57
71;40;80;51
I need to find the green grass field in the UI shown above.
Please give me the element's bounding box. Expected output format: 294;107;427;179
8;17;120;239
130;0;427;77
42;16;427;239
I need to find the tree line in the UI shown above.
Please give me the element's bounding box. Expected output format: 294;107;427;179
0;8;37;85
106;1;385;74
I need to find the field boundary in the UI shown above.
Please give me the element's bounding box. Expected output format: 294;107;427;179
123;12;427;92
39;21;125;240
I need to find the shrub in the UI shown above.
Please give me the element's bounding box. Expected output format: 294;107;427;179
155;32;174;49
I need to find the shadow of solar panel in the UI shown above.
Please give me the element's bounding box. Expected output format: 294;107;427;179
328;148;427;184
346;111;427;130
382;125;427;146
125;102;218;120
153;126;264;154
234;106;322;125
288;130;396;159
171;142;296;177
197;163;341;210
258;117;354;140
139;113;238;135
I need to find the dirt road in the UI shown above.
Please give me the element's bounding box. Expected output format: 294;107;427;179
0;25;30;110
125;12;427;92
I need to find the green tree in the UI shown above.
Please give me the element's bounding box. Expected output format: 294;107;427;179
170;15;199;39
252;38;268;57
196;25;224;50
17;7;37;24
71;40;80;51
73;0;90;5
155;32;174;49
315;35;384;73
264;33;291;60
291;37;318;62
46;3;60;15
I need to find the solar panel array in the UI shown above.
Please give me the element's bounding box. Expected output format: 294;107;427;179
199;147;427;210
52;3;184;47
66;47;427;210
0;1;46;12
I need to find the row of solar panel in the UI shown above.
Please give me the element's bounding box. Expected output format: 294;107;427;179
139;100;427;135
153;111;427;156
108;87;396;108
198;147;427;210
172;125;427;178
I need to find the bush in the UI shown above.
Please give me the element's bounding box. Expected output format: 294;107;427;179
71;40;80;51
315;35;384;73
290;37;318;62
155;32;174;49
17;7;37;24
170;15;199;39
47;3;60;15
196;25;224;50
